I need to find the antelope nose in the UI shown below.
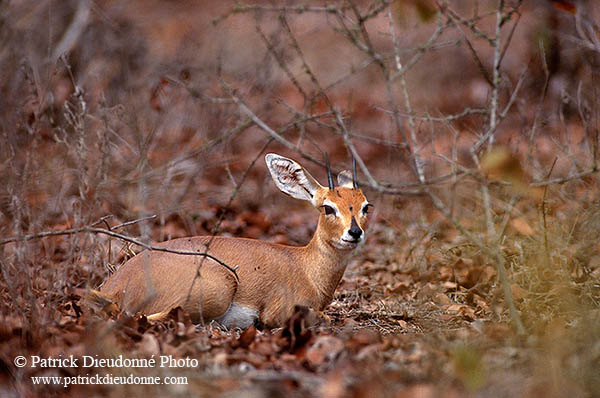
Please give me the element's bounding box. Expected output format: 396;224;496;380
348;227;363;240
348;216;363;240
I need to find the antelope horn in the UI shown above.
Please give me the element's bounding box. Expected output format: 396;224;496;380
325;152;335;190
352;154;358;189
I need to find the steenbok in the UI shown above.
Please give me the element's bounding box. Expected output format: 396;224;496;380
93;153;372;328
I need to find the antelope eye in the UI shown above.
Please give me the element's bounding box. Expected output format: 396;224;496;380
362;203;374;215
322;205;336;216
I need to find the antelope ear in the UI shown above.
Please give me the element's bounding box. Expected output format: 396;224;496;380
337;170;354;188
265;153;322;205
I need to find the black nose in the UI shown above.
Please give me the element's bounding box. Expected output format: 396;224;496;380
348;216;363;240
349;228;362;240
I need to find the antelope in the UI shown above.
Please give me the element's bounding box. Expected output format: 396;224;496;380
92;153;372;329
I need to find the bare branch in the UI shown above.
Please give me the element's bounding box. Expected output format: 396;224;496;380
1;223;239;281
440;3;494;44
112;215;158;230
471;66;527;156
486;0;505;151
213;3;346;25
388;8;425;184
51;0;91;62
376;106;488;122
531;167;599;187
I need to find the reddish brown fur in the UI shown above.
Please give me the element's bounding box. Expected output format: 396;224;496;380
98;161;369;328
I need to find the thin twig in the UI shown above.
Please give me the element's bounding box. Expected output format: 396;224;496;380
213;3;346;25
471;66;527;156
531;167;599;187
376;106;488;122
541;158;557;265
334;109;379;189
388;8;425;184
51;0;91;62
182;137;275;318
440;3;494;44
112;215;158;230
0;224;239;281
486;0;505;151
390;11;447;83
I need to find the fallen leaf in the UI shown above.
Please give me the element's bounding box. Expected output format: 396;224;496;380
304;335;344;368
235;325;257;349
